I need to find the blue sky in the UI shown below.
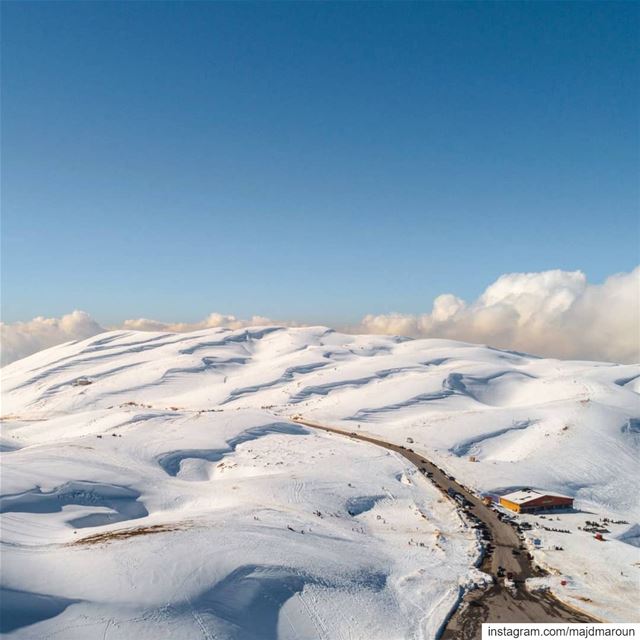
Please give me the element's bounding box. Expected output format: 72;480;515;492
2;1;638;325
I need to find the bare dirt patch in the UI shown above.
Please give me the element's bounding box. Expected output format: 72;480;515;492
74;523;181;545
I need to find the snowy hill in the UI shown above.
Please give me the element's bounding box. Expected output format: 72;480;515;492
1;326;638;636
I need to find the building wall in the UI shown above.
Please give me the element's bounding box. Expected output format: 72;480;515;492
500;498;521;512
526;496;573;509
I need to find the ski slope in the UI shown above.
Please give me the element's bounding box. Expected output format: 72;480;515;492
1;326;638;636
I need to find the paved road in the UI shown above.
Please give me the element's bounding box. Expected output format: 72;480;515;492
291;417;597;638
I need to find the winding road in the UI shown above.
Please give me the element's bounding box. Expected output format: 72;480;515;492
291;416;597;639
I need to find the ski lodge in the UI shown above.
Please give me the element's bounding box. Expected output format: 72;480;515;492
499;489;574;514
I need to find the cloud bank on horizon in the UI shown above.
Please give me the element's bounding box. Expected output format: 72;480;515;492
2;267;638;366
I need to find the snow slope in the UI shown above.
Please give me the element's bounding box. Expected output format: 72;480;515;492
1;326;638;635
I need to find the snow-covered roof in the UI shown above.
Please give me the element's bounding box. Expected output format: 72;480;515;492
500;489;572;505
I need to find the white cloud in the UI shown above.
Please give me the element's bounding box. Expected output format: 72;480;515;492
359;267;640;363
121;313;276;333
0;310;106;366
2;268;638;366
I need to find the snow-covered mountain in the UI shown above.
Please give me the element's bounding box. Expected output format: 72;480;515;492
1;326;638;636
